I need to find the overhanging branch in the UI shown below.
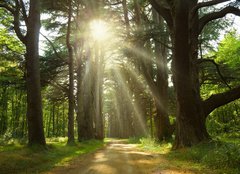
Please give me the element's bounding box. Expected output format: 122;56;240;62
199;6;240;34
203;85;240;117
192;0;230;14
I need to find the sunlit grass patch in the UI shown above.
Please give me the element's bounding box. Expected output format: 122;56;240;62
0;138;104;174
139;138;172;154
138;137;240;174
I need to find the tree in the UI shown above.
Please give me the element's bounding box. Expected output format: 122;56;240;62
0;0;46;146
149;0;240;148
66;0;75;144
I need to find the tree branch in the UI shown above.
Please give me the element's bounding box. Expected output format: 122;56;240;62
49;80;69;94
0;2;15;14
199;6;240;34
192;0;230;14
0;1;26;43
19;0;28;25
198;58;231;88
203;85;240;117
40;32;64;60
13;3;26;44
148;0;173;29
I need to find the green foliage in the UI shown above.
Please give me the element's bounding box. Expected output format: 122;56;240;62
216;30;240;71
138;138;240;174
0;27;25;86
0;138;104;174
200;30;240;140
139;137;172;154
201;141;240;171
206;101;240;138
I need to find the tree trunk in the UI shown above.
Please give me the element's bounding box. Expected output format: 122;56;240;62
150;0;240;148
52;104;55;136
153;10;171;141
122;0;130;36
66;0;75;144
0;87;8;135
94;44;104;140
25;0;46;146
172;1;209;148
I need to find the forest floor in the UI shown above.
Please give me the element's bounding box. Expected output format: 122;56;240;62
45;139;194;174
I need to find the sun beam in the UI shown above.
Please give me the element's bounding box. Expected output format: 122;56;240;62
90;20;109;42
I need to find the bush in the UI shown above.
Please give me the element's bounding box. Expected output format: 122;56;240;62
202;141;240;171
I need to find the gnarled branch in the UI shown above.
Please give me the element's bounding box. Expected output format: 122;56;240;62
192;0;230;14
199;6;240;34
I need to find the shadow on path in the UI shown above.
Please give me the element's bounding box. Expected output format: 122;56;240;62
45;140;194;174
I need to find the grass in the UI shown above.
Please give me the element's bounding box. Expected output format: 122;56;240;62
137;137;240;174
0;137;104;174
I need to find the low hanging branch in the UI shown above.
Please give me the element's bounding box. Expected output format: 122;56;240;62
203;85;240;117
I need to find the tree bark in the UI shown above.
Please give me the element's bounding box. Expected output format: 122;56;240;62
203;85;240;117
153;9;171;141
150;0;240;148
25;0;46;146
171;0;209;148
66;0;75;144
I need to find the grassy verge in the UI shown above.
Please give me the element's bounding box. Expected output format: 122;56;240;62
137;137;240;174
0;138;104;174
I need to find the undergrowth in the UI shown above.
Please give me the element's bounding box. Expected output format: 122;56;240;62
0;137;104;174
138;137;240;174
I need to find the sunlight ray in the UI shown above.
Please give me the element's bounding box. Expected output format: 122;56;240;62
121;63;167;113
112;67;148;136
124;43;167;70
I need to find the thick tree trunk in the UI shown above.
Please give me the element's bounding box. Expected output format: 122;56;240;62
150;0;240;148
26;0;46;146
172;1;209;148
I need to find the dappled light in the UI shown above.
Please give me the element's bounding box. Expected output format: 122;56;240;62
0;0;240;173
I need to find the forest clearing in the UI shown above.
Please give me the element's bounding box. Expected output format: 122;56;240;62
0;0;240;173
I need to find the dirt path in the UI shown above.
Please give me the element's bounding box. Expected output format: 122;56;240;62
45;140;194;174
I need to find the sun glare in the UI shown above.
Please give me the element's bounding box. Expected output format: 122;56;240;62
90;20;109;41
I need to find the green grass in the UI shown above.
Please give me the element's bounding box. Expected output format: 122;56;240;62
138;137;240;174
0;137;104;174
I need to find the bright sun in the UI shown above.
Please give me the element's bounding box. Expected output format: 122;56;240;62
90;20;109;41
